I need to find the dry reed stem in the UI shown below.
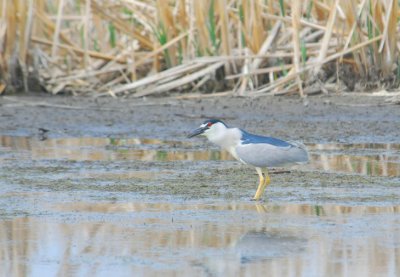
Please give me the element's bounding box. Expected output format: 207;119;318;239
51;0;64;60
256;35;383;95
291;0;304;97
32;37;126;63
237;20;281;95
111;60;212;95
313;0;339;75
133;61;225;97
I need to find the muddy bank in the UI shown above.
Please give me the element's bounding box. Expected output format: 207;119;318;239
1;93;399;143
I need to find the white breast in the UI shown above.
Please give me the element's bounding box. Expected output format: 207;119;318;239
205;125;244;163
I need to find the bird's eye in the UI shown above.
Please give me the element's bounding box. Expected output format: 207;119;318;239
207;122;213;127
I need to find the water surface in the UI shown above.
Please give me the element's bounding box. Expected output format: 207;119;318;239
1;136;399;176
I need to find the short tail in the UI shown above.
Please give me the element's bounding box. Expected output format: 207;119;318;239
289;141;309;164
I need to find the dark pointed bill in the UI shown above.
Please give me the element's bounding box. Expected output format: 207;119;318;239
187;126;207;138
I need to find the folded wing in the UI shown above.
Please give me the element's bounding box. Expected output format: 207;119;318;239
236;132;308;167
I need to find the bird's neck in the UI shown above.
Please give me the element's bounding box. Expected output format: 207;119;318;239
207;127;241;150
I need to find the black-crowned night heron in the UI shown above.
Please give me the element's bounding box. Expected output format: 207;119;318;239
187;119;309;200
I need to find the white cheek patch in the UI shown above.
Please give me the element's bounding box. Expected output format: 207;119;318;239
200;123;207;128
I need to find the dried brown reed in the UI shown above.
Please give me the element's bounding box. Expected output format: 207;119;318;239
0;0;398;97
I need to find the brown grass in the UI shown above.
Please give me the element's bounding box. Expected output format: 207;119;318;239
0;0;399;97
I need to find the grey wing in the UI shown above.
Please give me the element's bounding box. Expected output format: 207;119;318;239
236;142;309;168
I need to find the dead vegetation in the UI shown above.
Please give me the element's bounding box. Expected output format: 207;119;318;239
0;0;399;97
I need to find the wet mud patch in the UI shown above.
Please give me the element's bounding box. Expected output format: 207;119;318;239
1;152;399;207
1;135;399;205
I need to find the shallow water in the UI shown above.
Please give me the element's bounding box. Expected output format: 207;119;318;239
0;136;400;276
1;198;400;277
1;136;399;176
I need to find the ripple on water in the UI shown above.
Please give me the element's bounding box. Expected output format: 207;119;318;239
1;136;399;176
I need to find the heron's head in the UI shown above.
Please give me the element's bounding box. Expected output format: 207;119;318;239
187;119;228;139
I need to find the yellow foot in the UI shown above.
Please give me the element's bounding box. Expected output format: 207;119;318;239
253;168;265;200
253;184;266;200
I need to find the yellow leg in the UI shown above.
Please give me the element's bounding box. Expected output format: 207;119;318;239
253;168;271;200
264;169;271;187
253;168;265;200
